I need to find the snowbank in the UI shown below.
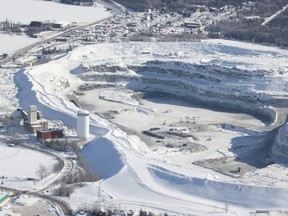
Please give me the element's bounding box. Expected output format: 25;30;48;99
81;137;124;179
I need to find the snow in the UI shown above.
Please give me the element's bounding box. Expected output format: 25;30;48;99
11;195;58;216
0;69;18;114
0;143;58;190
69;39;288;73
0;0;112;24
10;39;288;215
100;90;140;106
81;137;124;179
0;34;39;54
0;208;21;216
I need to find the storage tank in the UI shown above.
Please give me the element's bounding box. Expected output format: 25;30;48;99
77;110;89;139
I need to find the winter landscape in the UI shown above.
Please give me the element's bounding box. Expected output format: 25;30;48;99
1;0;288;216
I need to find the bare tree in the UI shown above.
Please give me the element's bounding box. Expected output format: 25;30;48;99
63;166;99;184
36;164;48;180
54;185;74;197
43;139;81;154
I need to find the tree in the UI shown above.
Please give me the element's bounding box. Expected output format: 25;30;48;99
139;210;148;216
36;164;48;180
53;185;74;197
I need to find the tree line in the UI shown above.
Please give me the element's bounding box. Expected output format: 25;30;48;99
60;0;94;5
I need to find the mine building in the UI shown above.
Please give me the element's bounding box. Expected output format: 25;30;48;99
17;105;66;140
23;105;49;134
37;129;64;140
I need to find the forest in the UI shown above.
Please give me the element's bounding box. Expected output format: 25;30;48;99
206;0;288;47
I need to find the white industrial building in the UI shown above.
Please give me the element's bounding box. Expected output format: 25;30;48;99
77;110;90;139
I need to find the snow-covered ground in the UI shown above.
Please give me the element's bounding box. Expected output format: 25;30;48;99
0;0;111;25
0;34;39;55
0;142;58;190
0;69;18;115
68;39;288;72
80;88;266;171
6;39;288;215
10;195;58;216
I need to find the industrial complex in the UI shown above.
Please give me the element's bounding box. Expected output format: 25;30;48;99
17;105;90;140
24;105;48;134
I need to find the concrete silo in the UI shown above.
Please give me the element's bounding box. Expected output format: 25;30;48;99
28;105;37;123
77;110;89;139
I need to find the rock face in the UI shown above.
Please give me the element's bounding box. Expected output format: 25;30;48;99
77;60;287;122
